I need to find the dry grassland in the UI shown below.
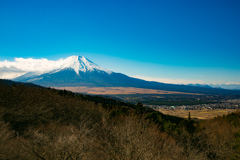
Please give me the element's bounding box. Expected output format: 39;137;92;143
56;87;202;95
157;109;239;119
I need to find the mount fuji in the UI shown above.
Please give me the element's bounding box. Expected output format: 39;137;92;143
14;56;114;87
14;55;240;95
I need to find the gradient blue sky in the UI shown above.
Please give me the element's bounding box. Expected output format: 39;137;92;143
1;0;240;84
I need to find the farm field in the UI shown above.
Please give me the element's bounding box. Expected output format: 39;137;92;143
157;109;239;119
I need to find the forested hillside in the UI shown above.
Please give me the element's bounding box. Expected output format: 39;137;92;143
0;79;240;160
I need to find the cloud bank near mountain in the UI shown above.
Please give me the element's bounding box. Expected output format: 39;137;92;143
0;58;66;79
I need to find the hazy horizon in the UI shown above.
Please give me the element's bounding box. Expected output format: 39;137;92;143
0;55;239;86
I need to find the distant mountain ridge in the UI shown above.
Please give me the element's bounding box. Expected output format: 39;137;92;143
187;83;240;90
209;84;240;90
187;84;213;88
13;55;240;95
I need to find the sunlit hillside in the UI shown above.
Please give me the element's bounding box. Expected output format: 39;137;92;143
0;79;240;160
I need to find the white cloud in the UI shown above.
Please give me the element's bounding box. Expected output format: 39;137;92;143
0;71;25;79
226;82;240;85
0;57;66;79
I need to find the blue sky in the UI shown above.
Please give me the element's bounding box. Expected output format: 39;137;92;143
1;0;240;84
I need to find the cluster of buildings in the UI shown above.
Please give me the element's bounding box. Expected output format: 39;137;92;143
148;99;240;110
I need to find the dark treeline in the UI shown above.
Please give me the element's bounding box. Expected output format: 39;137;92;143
0;79;240;160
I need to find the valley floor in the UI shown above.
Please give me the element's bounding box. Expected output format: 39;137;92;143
157;108;239;119
55;86;202;95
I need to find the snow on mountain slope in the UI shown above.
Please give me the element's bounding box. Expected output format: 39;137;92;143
56;56;112;75
14;55;112;81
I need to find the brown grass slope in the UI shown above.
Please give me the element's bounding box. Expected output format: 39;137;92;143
0;79;240;160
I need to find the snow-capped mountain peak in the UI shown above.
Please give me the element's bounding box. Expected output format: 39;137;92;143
59;55;112;75
13;55;112;82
